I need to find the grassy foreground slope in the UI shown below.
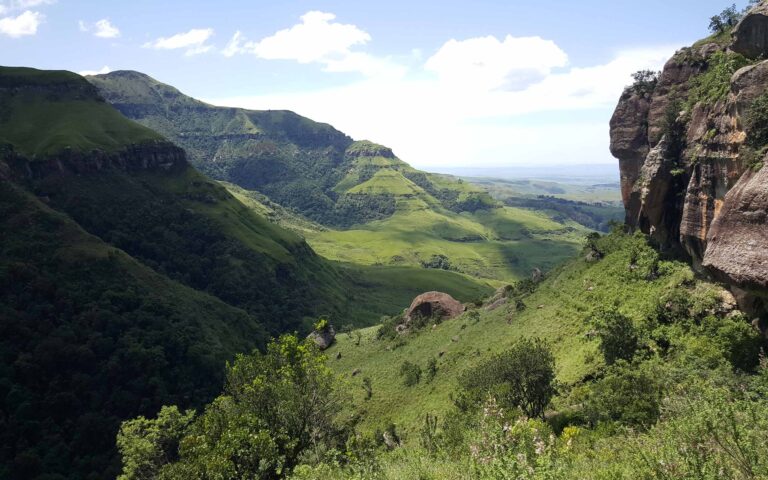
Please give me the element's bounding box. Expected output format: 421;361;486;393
326;230;719;435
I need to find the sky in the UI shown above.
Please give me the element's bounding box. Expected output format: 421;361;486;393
0;0;754;172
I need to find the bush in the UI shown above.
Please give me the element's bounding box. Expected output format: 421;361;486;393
745;92;768;150
583;360;663;428
686;51;750;108
458;338;556;419
117;335;348;479
590;306;639;365
425;357;438;382
630;70;660;95
708;4;741;34
400;361;422;387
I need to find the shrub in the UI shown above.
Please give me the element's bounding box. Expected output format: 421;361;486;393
583;360;663;428
458;338;556;419
426;357;438;382
400;361;422;387
117;335;348;479
745;92;768;149
590;307;639;365
630;70;660;95
686;51;750;108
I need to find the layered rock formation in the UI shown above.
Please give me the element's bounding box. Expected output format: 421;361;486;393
610;4;768;313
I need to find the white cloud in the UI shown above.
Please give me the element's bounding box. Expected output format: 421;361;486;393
222;30;243;57
143;28;214;56
78;18;120;38
206;39;674;169
78;65;111;76
249;11;369;62
0;10;42;37
225;11;404;78
425;35;568;91
94;19;119;38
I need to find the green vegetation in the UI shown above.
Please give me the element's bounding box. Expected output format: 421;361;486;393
468;177;622;205
90;71;595;283
708;4;742;34
630;69;660;95
0;66;493;479
457;338;556;419
116;336;347;479
121;229;768;479
0;183;268;479
0;67;161;156
686;51;751;109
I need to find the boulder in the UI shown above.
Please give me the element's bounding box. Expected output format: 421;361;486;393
703;165;768;291
308;325;336;350
732;3;768;59
404;291;465;322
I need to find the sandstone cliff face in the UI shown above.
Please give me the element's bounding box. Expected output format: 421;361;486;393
0;141;187;182
610;4;768;312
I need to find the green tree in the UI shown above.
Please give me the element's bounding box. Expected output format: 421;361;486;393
590;306;639;365
117;406;196;480
459;338;557;419
709;4;741;34
117;335;347;479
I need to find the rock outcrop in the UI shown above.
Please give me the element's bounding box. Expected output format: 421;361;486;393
610;3;768;314
0;142;186;182
732;2;768;59
308;325;336;350
405;291;465;322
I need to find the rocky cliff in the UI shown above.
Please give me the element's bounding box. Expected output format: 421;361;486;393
610;3;768;315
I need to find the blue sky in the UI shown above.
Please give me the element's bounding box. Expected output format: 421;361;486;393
0;0;753;171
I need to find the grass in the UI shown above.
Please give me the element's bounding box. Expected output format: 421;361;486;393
326;232;700;439
0;67;161;157
467;177;622;205
304;202;585;282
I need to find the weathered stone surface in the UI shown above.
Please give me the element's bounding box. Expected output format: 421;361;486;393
647;46;715;145
610;90;651;213
732;3;768;59
308;325;336;350
405;291;465;322
703;165;768;291
1;141;187;182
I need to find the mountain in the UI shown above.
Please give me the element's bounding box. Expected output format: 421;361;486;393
0;66;491;479
88;71;589;281
609;3;768;318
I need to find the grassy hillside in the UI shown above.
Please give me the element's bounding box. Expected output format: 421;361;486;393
90;72;591;282
0;182;268;479
0;66;495;479
0;67;161;156
325;230;725;435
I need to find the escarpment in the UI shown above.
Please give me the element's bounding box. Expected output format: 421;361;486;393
610;4;768;313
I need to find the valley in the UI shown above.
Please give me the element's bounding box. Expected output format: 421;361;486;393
3;2;768;479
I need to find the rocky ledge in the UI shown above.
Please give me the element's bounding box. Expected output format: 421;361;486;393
610;2;768;313
0;141;187;182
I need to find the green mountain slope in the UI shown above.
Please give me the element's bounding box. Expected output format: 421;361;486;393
88;72;589;281
0;181;266;479
325;231;732;435
0;66;491;479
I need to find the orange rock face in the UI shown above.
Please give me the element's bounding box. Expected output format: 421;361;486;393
405;291;465;322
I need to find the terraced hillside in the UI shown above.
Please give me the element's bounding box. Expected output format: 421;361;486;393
88;70;588;282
